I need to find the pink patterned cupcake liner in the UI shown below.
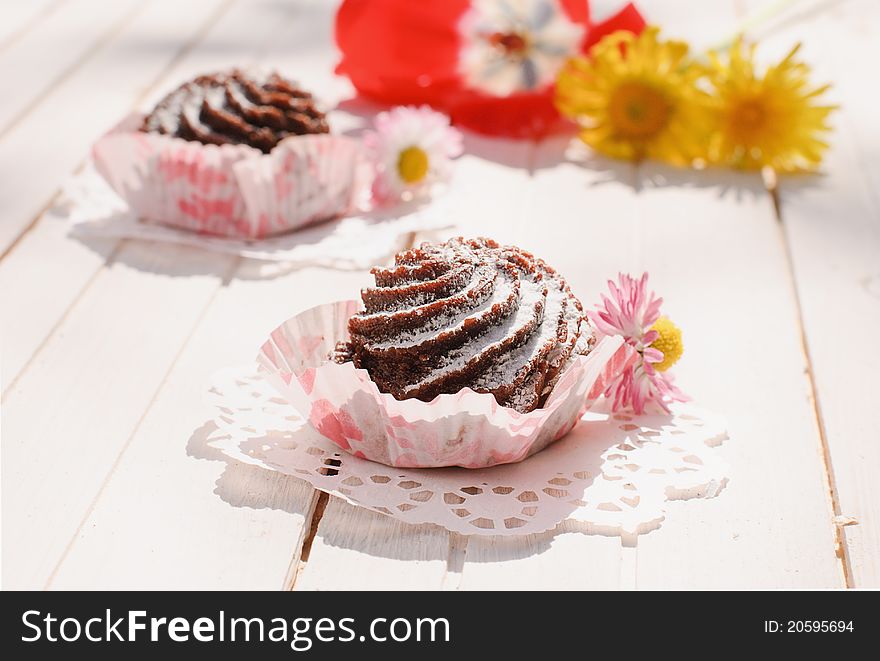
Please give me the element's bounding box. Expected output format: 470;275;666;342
257;300;634;469
92;114;363;239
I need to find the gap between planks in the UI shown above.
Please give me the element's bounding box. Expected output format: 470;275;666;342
286;491;331;590
287;495;473;592
765;172;854;588
717;0;849;585
731;0;854;588
441;533;468;591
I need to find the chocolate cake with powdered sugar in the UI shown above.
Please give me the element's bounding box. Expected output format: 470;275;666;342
141;69;329;153
334;238;596;413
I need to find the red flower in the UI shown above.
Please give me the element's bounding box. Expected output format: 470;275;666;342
335;0;645;138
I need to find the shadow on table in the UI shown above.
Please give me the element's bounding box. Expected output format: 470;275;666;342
187;419;455;566
534;138;826;202
65;195;435;281
186;408;668;567
187;420;315;517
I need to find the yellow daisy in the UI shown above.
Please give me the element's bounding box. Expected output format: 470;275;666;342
554;26;707;166
704;39;836;172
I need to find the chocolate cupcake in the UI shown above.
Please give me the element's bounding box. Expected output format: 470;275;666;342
141;70;329;153
257;239;623;468
93;69;361;239
334;238;596;413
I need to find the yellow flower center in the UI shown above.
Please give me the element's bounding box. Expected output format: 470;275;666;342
608;82;671;139
397;146;430;184
649;316;683;372
728;97;768;140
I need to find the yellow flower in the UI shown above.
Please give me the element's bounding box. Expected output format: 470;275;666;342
704;39;836;172
649;316;683;372
555;26;707;166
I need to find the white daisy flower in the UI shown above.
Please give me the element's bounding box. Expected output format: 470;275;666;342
365;106;463;205
458;0;585;97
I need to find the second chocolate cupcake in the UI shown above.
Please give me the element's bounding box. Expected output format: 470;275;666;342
93;68;362;239
141;69;329;153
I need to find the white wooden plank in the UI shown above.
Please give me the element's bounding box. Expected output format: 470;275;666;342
2;241;236;589
630;163;841;588
0;0;142;136
126;0;357;115
0;0;62;52
468;145;841;589
457;524;624;590
50;264;368;589
746;0;880;586
0;211;116;391
0;0;228;256
0;0;232;393
505;137;640;301
2;0;250;589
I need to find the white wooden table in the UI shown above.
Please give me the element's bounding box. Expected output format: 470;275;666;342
1;0;877;590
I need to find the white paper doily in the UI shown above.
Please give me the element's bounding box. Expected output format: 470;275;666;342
202;368;729;537
59;165;452;269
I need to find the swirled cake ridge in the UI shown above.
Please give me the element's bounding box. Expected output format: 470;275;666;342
334;237;596;413
141;69;329;153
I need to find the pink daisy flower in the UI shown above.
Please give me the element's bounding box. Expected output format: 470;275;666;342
589;273;687;414
363;105;463;206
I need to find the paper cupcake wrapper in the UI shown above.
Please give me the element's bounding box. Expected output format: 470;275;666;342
92;114;363;239
256;300;633;469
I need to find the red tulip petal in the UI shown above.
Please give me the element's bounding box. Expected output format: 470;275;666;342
584;2;646;50
450;90;572;139
561;0;590;23
335;0;469;107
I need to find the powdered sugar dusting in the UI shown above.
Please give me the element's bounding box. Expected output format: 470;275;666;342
339;238;594;413
353;263;494;325
472;283;566;391
401;275;546;394
368;270;516;350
